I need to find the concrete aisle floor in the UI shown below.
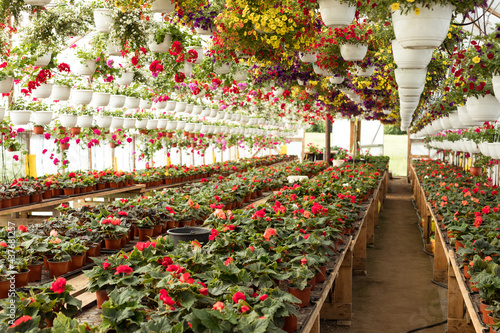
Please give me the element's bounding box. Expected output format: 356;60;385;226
322;178;446;333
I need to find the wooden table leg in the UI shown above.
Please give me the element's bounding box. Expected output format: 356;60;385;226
447;262;475;333
366;201;375;245
320;248;352;326
353;219;367;275
433;230;448;283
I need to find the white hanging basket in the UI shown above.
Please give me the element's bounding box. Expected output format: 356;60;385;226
51;85;71;101
0;108;4;122
157;119;168;129
93;9;114;33
9;111;32;126
391;39;433;69
354;66;375;77
108;95;126;108
147;119;159;129
191;47;204;64
200;108;211;117
214;63;231;75
91;92;111;107
151;0;176;13
185;104;194;114
340;43;368;61
106;41;122;56
95;115;112;128
176;121;186;130
148;34;172;53
329;76;344;84
166;101;176;111
59;114;78;128
194;123;202;132
135;119;148;129
116;72;134;85
122;118;136;129
382;109;392;115
111;117;124;129
72;59;96;76
25;0;52;5
71;89;94;105
299;52;317;63
124;97;140;109
153;100;166;110
457;105;481;127
234;70;248;81
0;77;13;94
31;83;53;99
77;115;94;128
466;95;500;122
392;4;455;49
398;86;424;97
183;62;193;76
318;0;356;28
192;105;203;115
34;52;52;67
32;111;53;126
395;68;427;89
195;26;214;36
139;99;152;109
165;121;177;130
491;75;500;103
174;102;187;113
184;123;195;132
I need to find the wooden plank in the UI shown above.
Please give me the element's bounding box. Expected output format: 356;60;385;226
366;199;375;245
353;217;367;275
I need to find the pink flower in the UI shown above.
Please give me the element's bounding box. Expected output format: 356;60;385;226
114;265;133;275
0;241;7;247
50;277;66;293
127;137;132;143
12;155;19;161
212;301;225;311
199;288;208;295
42;149;47;154
50;230;58;237
102;262;111;270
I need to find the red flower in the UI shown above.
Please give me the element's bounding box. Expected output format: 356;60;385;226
209;229;219;240
232;291;245;303
118;211;128;216
102;261;111;270
114;265;133;275
174;72;185;83
224;257;233;266
58;62;71;73
160;256;173;267
212;301;225;311
259;294;268;301
50;277;67;294
263;228;277;241
199;287;208;295
0;241;7;248
159;289;175;305
169;40;183;56
248;245;254;252
240;305;250;313
179;272;194;284
10;316;32;328
18;225;27;232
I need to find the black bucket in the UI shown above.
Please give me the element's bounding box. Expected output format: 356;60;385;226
167;227;211;247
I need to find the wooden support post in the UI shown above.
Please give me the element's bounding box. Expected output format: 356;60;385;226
353;219;367;275
310;314;320;333
433;230;448;283
423;214;433;253
447;262;475;333
366;200;375;245
320;248;352;325
325;117;331;165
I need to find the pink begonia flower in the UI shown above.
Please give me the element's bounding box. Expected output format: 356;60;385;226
44;133;51;140
126;137;132;143
62;160;68;165
75;139;80;144
17;128;25;133
42;149;47;154
12;155;19;161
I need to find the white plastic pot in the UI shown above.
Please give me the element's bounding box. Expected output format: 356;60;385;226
95;116;112;128
92;92;111;107
72;59;96;76
51;85;71;101
340;43;368;61
0;108;4;122
185;123;195;132
93;9;114;33
59;114;78;128
135;119;148;129
106;41;122;56
32;111;53;126
77;115;94;128
139;99;152;109
466;95;500;123
166;121;178;130
108;95;126;108
34;52;52;67
0;77;14;94
148;34;172;53
147;119;159;129
214;63;231;75
31;83;53;99
195;26;214;36
234;70;248;81
395;68;428;89
174;102;187;113
391;39;433;69
115;71;134;85
299;52;317;63
157;119;168;129
392;4;455;49
176;121;186;130
318;0;356;28
71;89;94;105
151;0;176;13
166;101;176;111
25;0;52;5
124;97;140;109
190;47;204;64
9;110;32;126
111;117;124;129
329;76;344;84
123;118;136;129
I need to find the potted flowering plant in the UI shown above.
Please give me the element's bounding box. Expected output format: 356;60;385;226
99;215;128;250
334;21;373;62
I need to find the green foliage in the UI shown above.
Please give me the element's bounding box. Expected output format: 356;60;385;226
305;122;325;133
384;125;407;135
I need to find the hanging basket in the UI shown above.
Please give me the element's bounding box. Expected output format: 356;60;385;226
59;114;78;128
34;52;52;67
123;118;137;129
51;85;71;101
31;83;53;99
395;68;427;89
93;9;114;33
110;117;124;129
147;119;159;129
77;115;94;128
9;110;32;126
392;4;455;49
214;63;231;75
139;99;152;109
391;39;433;69
0;108;5;122
124;97;140;109
71;89;94;105
299;52;317;63
95;116;113;128
135;119;148;129
108;95;126;108
491;75;500;103
115;72;134;85
92;92;111;107
340;43;368;61
0;77;14;94
150;0;176;13
148;34;172;53
466;94;500;122
165;101;176;111
72;59;96;76
32;111;53;126
318;0;356;28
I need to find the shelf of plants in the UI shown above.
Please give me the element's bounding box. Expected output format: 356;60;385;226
0;156;389;332
0;155;295;226
410;159;500;333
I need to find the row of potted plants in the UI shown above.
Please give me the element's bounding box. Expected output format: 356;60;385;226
0;155;295;210
412;159;500;332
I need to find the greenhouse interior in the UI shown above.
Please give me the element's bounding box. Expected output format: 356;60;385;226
1;0;500;332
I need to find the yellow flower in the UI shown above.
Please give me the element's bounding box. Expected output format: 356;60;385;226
414;8;420;15
472;56;481;64
391;2;400;10
447;33;452;39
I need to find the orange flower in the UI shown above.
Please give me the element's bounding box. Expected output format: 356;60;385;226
462;200;468;206
263;228;277;241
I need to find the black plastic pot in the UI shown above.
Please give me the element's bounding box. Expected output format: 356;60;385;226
167;227;211;247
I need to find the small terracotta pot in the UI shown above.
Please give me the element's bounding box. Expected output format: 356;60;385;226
288;285;311;308
48;260;69;278
14;269;30;288
33;126;44;134
27;262;43;282
96;289;109;309
70;127;81;135
315;266;327;283
63;188;75;196
282;314;298;333
153;224;163;236
470;167;482;176
69;254;85;271
86;245;98;263
105;238;122;250
0;280;9;299
138;227;154;241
